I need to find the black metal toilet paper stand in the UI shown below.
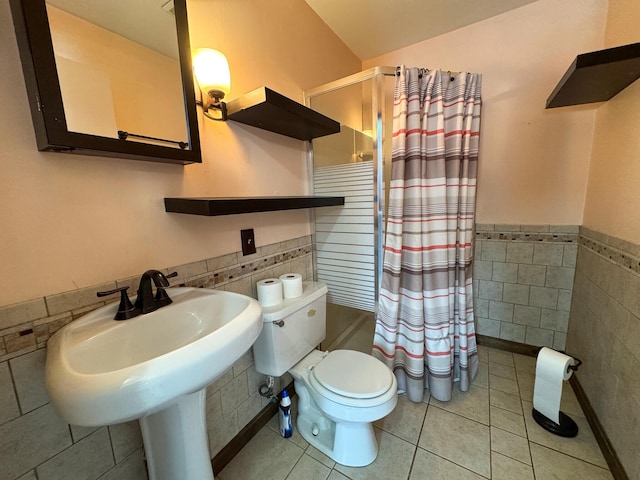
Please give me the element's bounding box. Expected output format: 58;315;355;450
532;355;582;438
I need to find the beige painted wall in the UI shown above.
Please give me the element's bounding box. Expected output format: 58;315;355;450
363;0;607;226
582;0;640;244
0;0;360;306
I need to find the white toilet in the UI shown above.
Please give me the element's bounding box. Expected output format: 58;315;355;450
252;281;397;467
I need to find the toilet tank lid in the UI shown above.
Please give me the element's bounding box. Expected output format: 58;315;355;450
261;281;327;322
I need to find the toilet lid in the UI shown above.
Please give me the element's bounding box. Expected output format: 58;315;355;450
311;350;393;399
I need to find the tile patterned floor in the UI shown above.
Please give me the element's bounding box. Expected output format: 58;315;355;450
218;346;613;480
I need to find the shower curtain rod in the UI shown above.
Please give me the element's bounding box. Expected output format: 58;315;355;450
394;66;463;78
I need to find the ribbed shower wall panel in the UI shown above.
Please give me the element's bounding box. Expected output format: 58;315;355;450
313;161;375;312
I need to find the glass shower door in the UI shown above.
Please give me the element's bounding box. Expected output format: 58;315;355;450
306;68;394;352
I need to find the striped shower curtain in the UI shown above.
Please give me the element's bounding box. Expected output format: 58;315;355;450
372;66;481;403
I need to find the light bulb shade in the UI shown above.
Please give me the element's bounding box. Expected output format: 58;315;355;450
192;48;230;98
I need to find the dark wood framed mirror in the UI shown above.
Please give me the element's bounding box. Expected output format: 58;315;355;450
9;0;201;165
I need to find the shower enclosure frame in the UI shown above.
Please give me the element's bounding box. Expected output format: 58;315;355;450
304;66;396;315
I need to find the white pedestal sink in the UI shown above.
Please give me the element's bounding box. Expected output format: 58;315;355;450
45;287;263;480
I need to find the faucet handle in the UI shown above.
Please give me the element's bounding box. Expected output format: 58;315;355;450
97;286;139;321
154;271;178;308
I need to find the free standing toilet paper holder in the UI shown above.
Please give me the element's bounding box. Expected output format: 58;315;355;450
532;353;582;438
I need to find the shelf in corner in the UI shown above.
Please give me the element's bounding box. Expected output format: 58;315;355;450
164;196;345;216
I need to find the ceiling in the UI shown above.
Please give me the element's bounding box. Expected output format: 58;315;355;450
304;0;540;60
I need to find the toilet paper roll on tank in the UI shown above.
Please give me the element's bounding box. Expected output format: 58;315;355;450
279;273;303;299
256;273;303;307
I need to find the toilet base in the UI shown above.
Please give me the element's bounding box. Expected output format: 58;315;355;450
297;412;378;467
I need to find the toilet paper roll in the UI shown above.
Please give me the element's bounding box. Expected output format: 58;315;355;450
279;273;303;299
256;278;283;307
533;347;575;424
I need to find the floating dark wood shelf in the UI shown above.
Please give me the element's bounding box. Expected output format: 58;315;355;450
546;42;640;108
226;87;340;140
164;196;345;216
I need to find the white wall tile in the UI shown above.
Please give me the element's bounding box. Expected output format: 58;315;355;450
506;243;534;264
0;361;20;425
36;427;113;480
0;404;72;480
533;244;564;266
99;449;147;480
529;286;559;309
482;242;506;262
221;372;249;414
108;421;143;463
10;349;48;413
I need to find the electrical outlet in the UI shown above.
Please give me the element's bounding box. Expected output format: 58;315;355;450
241;228;257;256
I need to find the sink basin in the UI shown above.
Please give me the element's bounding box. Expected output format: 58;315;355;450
45;286;262;480
46;287;262;426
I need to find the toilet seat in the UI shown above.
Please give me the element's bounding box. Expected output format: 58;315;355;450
305;350;395;408
312;350;393;399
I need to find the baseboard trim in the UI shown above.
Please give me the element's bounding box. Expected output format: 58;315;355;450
477;335;628;479
570;375;628;480
476;334;540;356
211;381;296;474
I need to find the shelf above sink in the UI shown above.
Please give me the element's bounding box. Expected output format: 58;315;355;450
226;87;340;140
546;42;640;108
164;196;345;216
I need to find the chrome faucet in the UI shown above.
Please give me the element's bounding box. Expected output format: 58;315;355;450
134;270;177;314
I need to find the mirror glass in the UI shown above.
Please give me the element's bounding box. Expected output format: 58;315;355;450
46;0;188;149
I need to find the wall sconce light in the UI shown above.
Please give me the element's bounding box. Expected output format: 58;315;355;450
193;48;230;121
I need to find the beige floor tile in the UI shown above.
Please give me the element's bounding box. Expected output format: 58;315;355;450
334;428;415;480
305;445;336;469
429;384;490;425
488;348;514;367
219;428;304;480
327;470;349;480
530;443;613;480
491;452;534;480
286;454;331;480
490;405;526;437
374;394;427;444
477;345;489;363
523;400;608;468
410;448;485;480
513;353;537;374
560;382;585;419
333;316;375;354
490;389;522;414
489;362;517;380
516;371;535;402
233;345;612;480
266;400;309;451
418;407;491;478
490;374;520;396
473;361;489;388
491;426;531;465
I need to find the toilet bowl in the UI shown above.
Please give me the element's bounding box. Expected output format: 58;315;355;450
252;281;398;467
291;349;397;466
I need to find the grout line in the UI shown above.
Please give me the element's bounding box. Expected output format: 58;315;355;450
528;440;613;471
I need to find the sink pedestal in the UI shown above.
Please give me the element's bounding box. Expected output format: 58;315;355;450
139;389;214;480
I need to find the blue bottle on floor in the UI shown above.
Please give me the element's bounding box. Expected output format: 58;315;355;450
279;389;293;438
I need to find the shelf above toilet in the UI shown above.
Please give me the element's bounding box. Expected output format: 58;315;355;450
164;196;345;216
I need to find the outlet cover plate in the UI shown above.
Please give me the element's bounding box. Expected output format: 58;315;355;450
241;228;257;256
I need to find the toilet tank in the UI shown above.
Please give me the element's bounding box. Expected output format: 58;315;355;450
252;281;327;376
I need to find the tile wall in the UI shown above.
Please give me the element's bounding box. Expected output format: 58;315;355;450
567;227;640;479
0;236;313;480
473;225;579;350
